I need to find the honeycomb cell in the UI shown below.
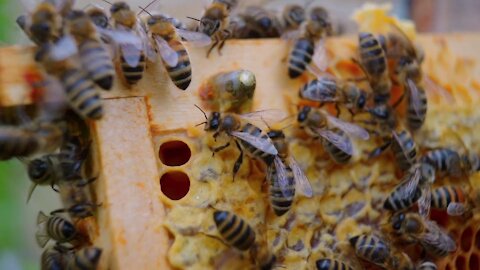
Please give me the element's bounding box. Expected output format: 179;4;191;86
159;140;191;166
461;227;474;252
456;255;466;270
470;253;479;270
160;171;190;200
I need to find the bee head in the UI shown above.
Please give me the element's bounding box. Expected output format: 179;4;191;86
286;5;305;26
420;163;435;183
199;9;222;37
368;104;389;120
81;247;102;267
357;90;367;109
297;106;312;124
391;212;405;231
27;158;52;184
110;2;130;14
258;16;272;29
205;112;221;131
267;130;285;140
30;22;52;42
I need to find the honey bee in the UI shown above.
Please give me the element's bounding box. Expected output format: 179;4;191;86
35;36;103;120
41;244;102;270
198;0;238;57
288;7;331;78
421;147;480;179
196;107;282;179
384;163;435;217
405;83;427;131
297;106;370;163
85;4;110;30
65;10;115;90
280;4;306;33
355;32;392;105
53;177;98;221
17;1;64;45
321;128;352;164
431;186;470;216
298;76;367;116
315;258;355;270
0;122;64;161
199;69;256;112
369;129;417;171
417;261;437;270
350;233;413;269
266;129;313;216
235;6;281;39
213;210;256;251
35;211;77;248
390;212;456;257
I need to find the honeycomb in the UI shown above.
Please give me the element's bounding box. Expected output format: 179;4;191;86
148;6;480;270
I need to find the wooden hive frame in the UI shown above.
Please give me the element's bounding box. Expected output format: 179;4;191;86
1;34;480;269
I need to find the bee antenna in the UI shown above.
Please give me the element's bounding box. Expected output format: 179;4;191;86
101;0;112;6
195;122;207;127
137;6;153;17
194;104;208;121
186;16;201;22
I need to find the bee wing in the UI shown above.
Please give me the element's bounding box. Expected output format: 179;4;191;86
391;130;412;157
422;75;455;103
26;183;38;203
239;110;288;129
176;28;212;47
49;35;78;61
99;28;144;67
446;203;467;216
230;131;278;155
407;78;422;118
272;156;292;197
418;185;432;218
153;35;179;67
403;167;421;198
281;29;300;40
324;113;370;140
135;19;157;61
316;129;353;155
422;221;457;252
288;156;313;197
311;38;328;72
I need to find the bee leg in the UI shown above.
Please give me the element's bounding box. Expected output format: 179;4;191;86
335;103;341;117
232;141;243;181
369;141;392;159
207;37;219;58
76;177;97;187
213;132;220;141
212;142;230;157
217;29;231;55
392;92;405;108
51;183;59;193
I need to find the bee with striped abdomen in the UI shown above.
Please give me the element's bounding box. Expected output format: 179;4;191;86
35;211;77;248
315;258;355;270
390;212;456;257
266;129;313;216
213;210;256;251
369;129;417;172
431;185;471;216
298;76;367;116
65;10;115;90
355;32;392;105
235;6;281;38
36;36;103;120
288;7;331;78
297;106;369;164
198;0;237;57
417;261;437;270
41;244;102;270
421;147;480;179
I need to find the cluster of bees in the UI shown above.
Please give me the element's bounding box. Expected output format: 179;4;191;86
0;0;477;269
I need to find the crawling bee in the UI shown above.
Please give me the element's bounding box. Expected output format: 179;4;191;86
53;177;98;221
0;122;63;161
298;76;367;116
431;185;472;216
199;69;256;112
421;147;480;179
288;7;331;78
145;14;208;90
213;210;255;251
197;107;281;179
234;6;280;38
35;211;77;248
198;0;238;57
390;212;456;257
35;36;103;120
280;4;306;33
16;1;64;45
65;10;115;90
384;163;435;217
41;244;102;270
315;258;355;270
297;106;370;163
370;129;417;171
350;233;413;269
356;32;392;105
266;129;313;216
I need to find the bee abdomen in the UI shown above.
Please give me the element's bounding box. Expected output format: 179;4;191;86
164;41;191;90
213;210;255;251
240;123;274;162
288;38;314;78
316;258;354;270
120;53;145;85
391;130;417;170
268;165;295;216
0;127;39;160
62;69;103;120
79;39;114;90
41;247;64;270
417;261;437;270
73;247;102;270
47;215;76;242
406;88;427;131
431;186;465;209
349;234;390;267
322;129;352;164
384;185;422;212
299;78;337;102
359;32;387;77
